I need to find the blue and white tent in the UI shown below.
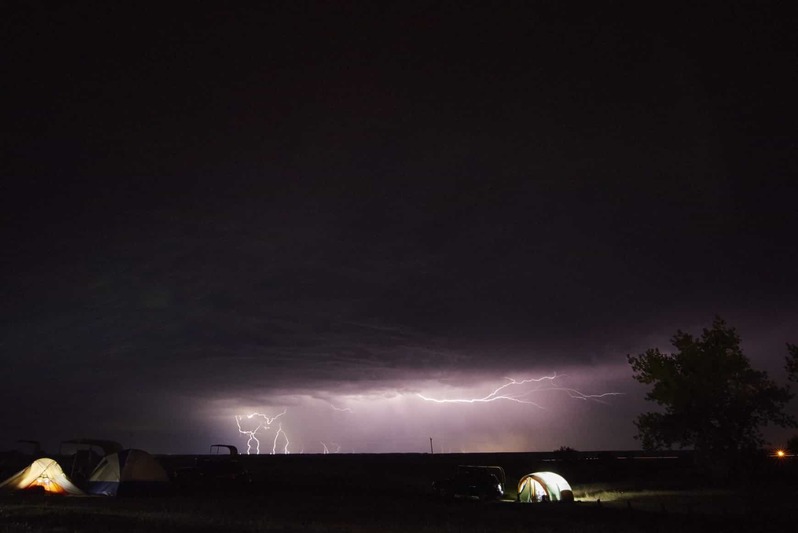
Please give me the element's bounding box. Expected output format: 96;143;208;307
87;449;169;496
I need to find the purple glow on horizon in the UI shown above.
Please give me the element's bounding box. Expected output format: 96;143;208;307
215;365;633;454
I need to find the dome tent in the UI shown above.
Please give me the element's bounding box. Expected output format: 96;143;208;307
87;449;169;496
0;457;84;495
517;471;573;503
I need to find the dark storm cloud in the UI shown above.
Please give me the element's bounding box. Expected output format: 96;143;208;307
2;2;796;452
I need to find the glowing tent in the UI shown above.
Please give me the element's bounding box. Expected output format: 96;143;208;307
87;449;169;496
517;471;573;503
0;458;84;495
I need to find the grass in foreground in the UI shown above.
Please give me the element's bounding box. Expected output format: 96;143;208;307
2;486;797;533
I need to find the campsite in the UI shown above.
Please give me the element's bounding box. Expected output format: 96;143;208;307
1;448;796;532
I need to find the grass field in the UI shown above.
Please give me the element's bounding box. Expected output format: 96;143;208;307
1;452;795;532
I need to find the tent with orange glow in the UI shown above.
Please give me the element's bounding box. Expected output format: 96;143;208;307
517;471;573;503
0;457;85;495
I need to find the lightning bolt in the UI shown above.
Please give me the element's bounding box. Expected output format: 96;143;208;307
320;441;341;454
272;423;290;455
417;373;622;407
235;410;288;455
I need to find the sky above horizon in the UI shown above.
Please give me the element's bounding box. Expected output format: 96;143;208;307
2;2;797;455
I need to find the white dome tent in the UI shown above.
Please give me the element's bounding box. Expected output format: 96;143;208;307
517;471;573;503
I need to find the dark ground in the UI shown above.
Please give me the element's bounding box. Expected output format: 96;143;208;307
1;452;796;532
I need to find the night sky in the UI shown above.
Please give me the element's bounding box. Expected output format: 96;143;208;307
2;2;797;455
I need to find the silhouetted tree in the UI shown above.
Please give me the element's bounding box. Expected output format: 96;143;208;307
787;435;798;455
786;343;798;382
555;446;577;453
554;446;578;461
628;317;796;470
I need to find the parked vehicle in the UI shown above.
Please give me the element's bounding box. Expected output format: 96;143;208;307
433;465;505;501
174;444;251;491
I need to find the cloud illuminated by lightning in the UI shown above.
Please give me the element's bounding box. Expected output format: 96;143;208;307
235;410;288;455
416;373;622;407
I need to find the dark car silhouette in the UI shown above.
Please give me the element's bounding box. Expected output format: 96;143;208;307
433;465;505;501
174;444;251;491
